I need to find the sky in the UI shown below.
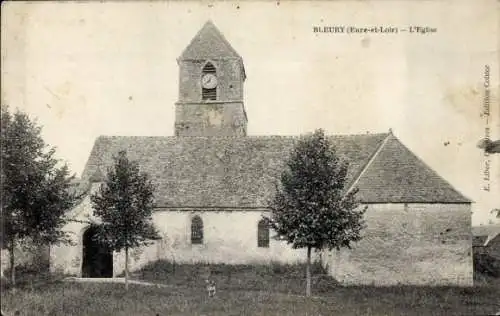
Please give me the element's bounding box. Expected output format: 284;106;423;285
2;1;499;225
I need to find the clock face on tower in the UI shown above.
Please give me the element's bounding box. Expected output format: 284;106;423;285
201;73;218;89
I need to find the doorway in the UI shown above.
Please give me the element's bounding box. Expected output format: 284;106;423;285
81;226;113;278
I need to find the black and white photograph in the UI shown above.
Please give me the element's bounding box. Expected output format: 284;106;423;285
1;1;499;315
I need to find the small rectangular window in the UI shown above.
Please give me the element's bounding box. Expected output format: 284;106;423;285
191;215;204;244
257;220;270;248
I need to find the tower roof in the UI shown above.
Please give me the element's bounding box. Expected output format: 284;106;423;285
179;20;243;60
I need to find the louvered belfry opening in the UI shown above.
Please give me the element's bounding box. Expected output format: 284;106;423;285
202;62;217;101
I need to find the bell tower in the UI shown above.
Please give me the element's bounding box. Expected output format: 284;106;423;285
175;20;247;136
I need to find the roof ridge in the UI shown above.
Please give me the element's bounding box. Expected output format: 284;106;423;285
95;132;390;140
485;231;500;245
327;132;389;137
346;133;392;193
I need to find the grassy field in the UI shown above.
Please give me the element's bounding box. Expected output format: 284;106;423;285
1;261;500;316
129;260;337;295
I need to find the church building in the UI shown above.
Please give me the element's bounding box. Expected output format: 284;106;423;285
51;21;473;286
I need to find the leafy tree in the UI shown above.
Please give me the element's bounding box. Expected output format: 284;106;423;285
268;129;366;297
90;151;160;290
1;106;77;286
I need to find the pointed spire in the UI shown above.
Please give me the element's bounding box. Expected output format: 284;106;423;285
179;20;242;60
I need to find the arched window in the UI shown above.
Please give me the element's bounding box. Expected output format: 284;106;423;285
202;62;217;101
191;215;204;244
257;219;269;248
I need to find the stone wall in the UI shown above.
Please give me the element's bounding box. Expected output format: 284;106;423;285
50;198;473;284
175;58;247;137
322;203;473;286
174;101;247;136
178;59;243;103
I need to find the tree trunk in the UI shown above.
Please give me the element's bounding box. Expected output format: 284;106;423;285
9;241;16;287
306;245;311;297
125;247;129;291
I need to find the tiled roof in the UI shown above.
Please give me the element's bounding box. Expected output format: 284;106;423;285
82;134;384;208
81;132;470;208
179;20;242;60
354;134;471;203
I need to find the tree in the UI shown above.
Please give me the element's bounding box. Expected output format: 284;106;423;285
267;129;366;297
1;106;77;286
477;138;500;154
90;151;160;290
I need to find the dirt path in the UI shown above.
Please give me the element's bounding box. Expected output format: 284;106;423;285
63;277;172;288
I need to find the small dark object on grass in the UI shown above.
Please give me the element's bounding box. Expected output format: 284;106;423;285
206;279;216;297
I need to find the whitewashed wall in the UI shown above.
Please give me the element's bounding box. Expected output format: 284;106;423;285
1;240;49;279
50;184;101;276
114;210;317;275
51;194;318;277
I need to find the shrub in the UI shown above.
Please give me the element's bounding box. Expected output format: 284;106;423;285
474;253;500;278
